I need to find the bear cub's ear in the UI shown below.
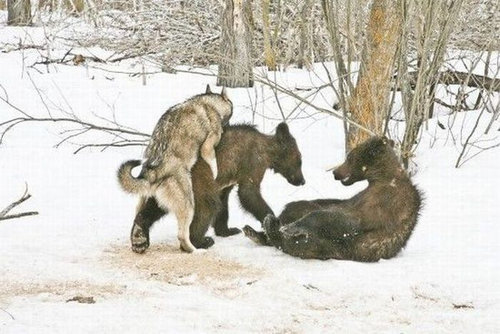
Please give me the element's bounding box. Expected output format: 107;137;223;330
382;137;395;148
276;122;291;141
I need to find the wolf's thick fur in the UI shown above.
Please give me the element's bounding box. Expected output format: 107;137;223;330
118;86;232;253
244;137;422;262
122;123;305;253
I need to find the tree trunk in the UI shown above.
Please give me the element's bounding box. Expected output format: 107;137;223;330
298;0;313;70
217;0;254;88
261;0;277;71
399;0;464;168
7;0;31;26
346;0;401;150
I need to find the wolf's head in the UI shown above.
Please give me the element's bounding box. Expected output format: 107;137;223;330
204;85;233;125
272;123;305;186
333;136;397;185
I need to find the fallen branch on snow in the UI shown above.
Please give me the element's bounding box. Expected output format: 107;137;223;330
0;184;39;221
408;70;500;92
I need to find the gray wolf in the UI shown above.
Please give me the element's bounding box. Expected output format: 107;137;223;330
118;85;233;252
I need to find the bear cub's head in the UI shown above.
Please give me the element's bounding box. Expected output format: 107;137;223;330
273;123;306;187
333;136;398;186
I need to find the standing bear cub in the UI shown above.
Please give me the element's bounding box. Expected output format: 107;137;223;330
119;122;305;253
244;136;422;262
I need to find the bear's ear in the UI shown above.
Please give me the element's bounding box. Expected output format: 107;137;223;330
275;122;291;141
205;84;212;94
382;136;395;148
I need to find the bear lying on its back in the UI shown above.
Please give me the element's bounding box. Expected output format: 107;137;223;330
244;136;423;262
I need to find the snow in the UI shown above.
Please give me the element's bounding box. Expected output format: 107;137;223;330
1;21;500;334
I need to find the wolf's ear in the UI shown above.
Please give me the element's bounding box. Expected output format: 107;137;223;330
221;86;228;99
275;122;291;141
205;84;212;94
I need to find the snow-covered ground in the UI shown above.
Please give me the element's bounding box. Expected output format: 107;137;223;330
1;22;499;334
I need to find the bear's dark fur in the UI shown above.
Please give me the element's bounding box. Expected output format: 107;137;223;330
244;136;422;262
131;122;305;252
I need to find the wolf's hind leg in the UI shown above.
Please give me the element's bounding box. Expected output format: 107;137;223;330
200;132;221;178
156;173;197;253
131;197;166;253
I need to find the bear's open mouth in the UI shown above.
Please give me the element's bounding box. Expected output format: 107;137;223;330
340;174;357;186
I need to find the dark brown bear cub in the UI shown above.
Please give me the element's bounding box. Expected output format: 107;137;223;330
127;123;305;253
244;136;422;262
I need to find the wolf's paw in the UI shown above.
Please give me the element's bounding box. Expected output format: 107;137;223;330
215;227;241;237
131;225;150;254
179;238;196;253
193;236;215;249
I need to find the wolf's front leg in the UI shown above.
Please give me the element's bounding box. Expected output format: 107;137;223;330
201;132;221;179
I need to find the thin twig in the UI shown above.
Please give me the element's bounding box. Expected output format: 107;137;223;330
0;307;15;320
0;184;39;221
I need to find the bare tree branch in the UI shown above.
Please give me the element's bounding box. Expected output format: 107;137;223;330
0;184;38;221
0;85;150;152
405;71;500;92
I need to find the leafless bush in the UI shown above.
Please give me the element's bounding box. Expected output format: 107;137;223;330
0;82;149;154
452;0;500;51
28;0;332;70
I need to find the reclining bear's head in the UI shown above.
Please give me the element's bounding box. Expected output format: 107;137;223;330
273;123;306;186
333;136;397;186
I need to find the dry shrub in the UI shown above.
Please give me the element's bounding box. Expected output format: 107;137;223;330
38;0;84;13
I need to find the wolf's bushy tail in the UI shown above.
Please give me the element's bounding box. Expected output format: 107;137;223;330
117;160;150;194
